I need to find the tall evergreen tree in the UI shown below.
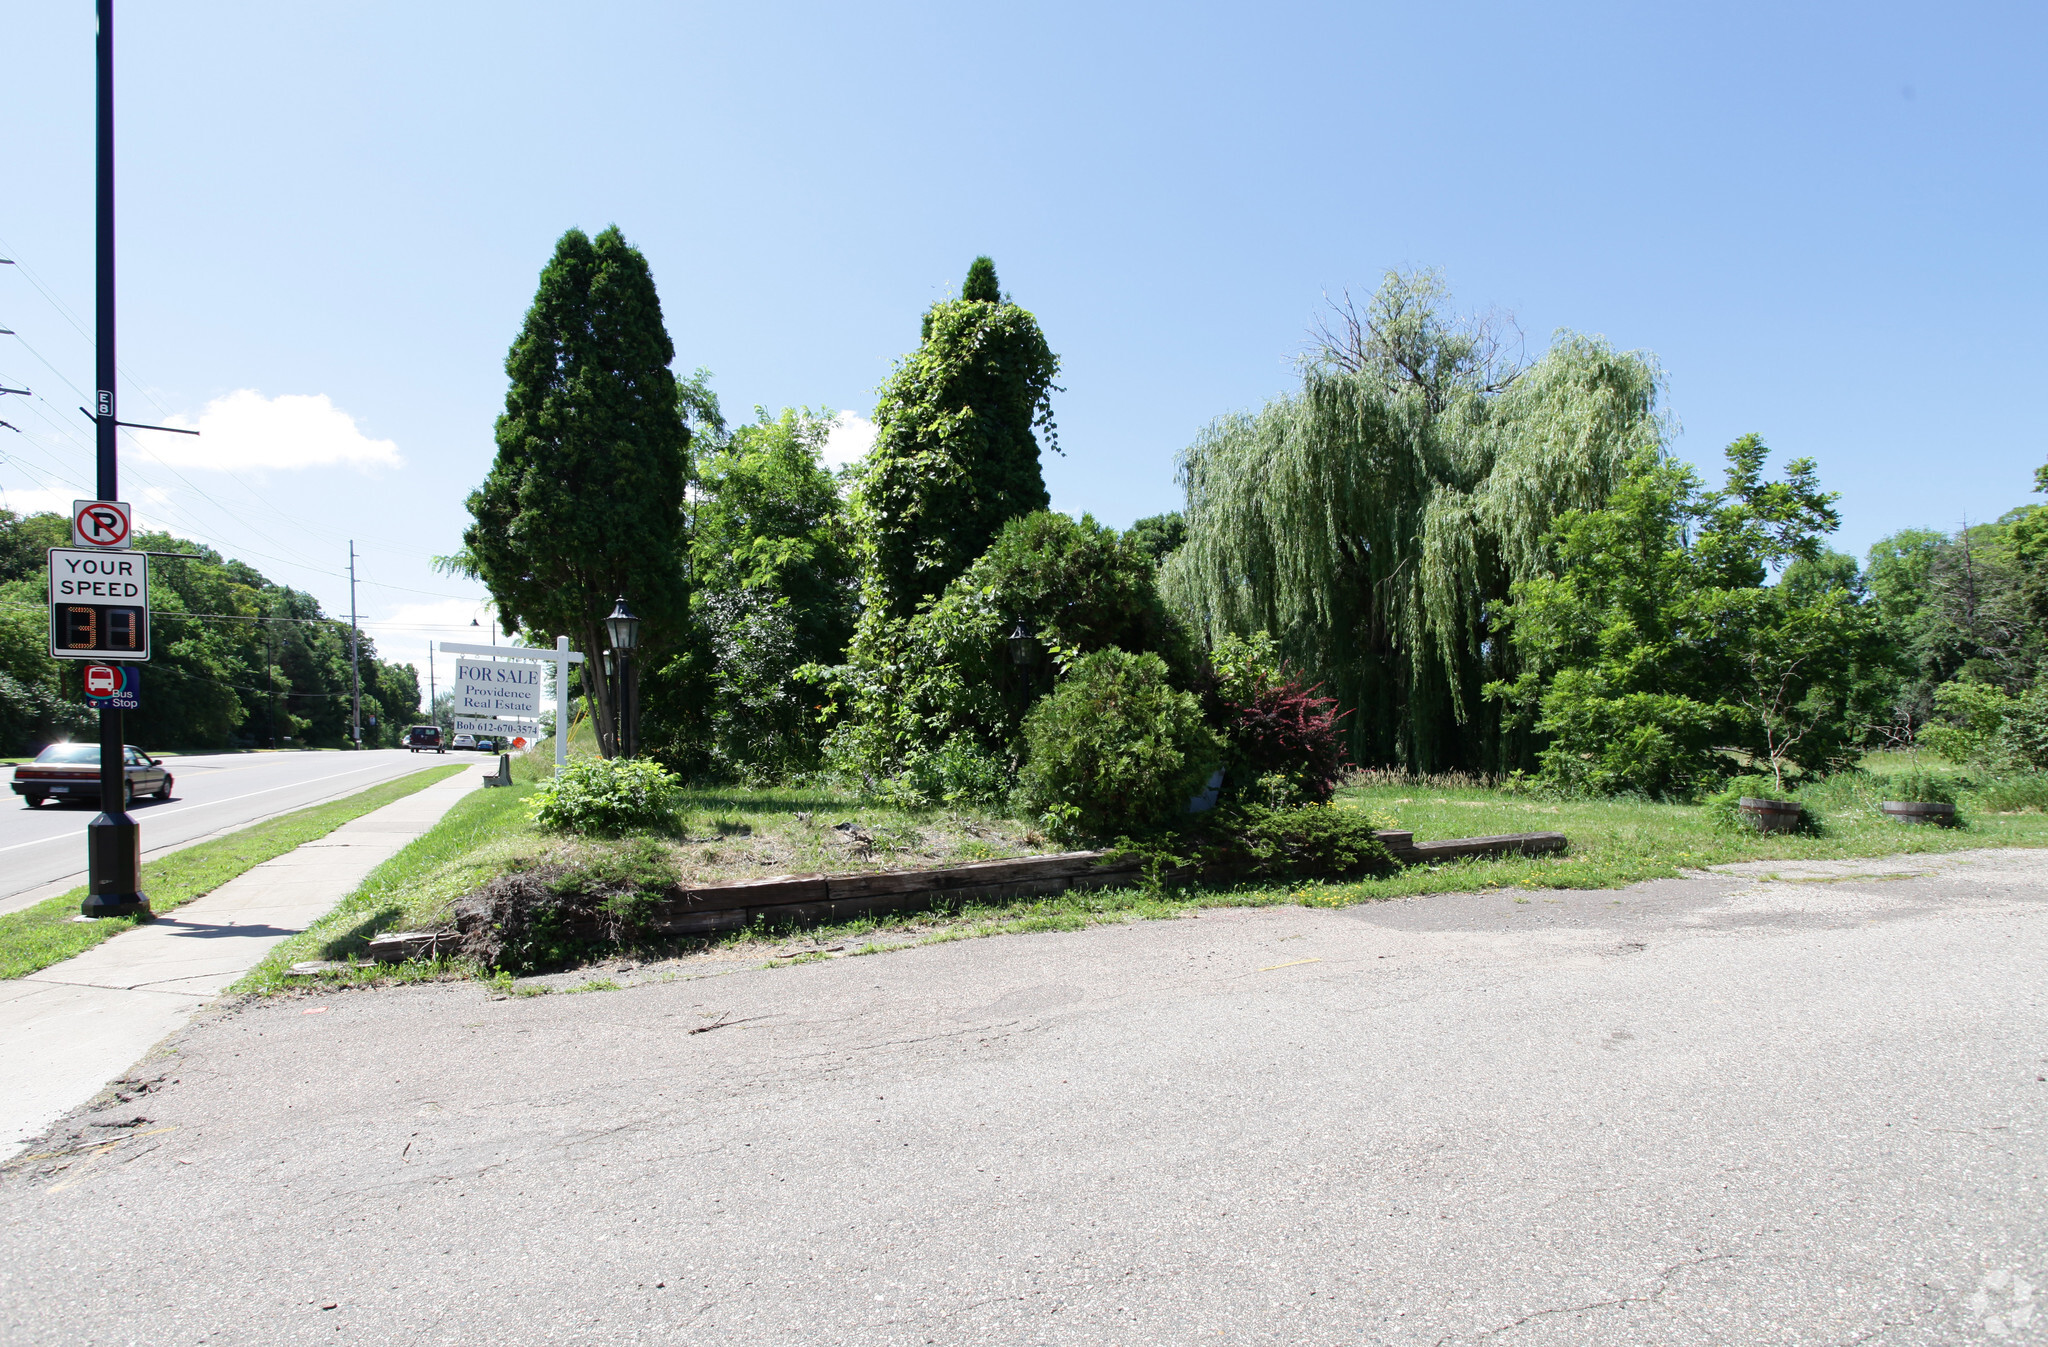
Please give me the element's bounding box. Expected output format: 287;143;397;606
462;226;690;756
961;255;1001;303
852;257;1060;619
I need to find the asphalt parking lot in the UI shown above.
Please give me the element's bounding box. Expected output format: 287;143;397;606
4;848;2045;1345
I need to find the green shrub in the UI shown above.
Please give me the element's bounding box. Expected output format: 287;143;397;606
880;735;1012;809
1221;801;1390;879
529;757;685;835
1018;648;1222;841
1916;683;2048;775
1993;686;2048;771
1877;770;1958;805
1210;629;1286;705
1971;773;2048;812
815;511;1199;796
1527;672;1729;800
1702;773;1823;833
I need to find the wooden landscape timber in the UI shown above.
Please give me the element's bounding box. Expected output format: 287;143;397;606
1374;830;1569;864
365;830;1571;963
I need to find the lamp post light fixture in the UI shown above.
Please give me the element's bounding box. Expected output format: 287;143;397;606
604;597;641;652
604;597;641;757
1007;617;1037;668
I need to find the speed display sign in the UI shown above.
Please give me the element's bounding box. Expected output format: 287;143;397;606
48;547;150;660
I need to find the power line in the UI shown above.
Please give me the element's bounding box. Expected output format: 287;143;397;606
0;270;493;671
1;246;454;565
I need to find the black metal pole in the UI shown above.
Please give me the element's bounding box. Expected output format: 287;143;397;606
83;0;146;920
609;654;623;758
348;541;361;746
622;651;637;758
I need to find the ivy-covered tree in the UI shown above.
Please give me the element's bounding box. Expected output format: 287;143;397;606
852;256;1061;620
462;226;692;756
815;510;1195;804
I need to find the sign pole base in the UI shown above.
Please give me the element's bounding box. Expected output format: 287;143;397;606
81;706;148;920
82;813;148;919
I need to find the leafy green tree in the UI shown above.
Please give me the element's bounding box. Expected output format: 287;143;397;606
1164;269;1666;772
1865;507;2044;741
815;511;1195;802
2010;459;2048;633
462;226;691;756
682;407;857;779
1124;512;1186;567
852;256;1060;620
0;513;411;752
0;509;63;584
1488;436;1881;796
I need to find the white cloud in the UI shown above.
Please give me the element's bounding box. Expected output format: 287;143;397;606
0;488;82;516
822;411;875;470
158;390;401;472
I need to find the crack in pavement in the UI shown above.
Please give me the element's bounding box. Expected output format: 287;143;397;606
1451;1253;1740;1344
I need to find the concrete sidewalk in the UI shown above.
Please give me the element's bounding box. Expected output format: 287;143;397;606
0;762;488;1155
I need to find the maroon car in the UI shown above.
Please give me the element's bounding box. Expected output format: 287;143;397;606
11;742;173;808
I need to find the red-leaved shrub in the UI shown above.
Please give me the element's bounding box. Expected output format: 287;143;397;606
1224;677;1352;803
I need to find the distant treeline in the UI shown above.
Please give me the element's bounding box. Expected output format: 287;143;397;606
0;510;420;754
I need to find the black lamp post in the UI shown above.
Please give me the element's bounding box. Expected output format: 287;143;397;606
1007;617;1037;668
604;597;641;757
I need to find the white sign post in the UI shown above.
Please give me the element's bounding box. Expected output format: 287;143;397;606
437;636;583;768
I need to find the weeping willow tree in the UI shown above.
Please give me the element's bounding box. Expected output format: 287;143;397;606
1161;270;1665;772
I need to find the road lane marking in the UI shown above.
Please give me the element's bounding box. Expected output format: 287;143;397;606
1256;957;1323;972
0;761;443;853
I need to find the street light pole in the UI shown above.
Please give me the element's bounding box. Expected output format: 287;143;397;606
348;540;362;747
603;597;640;758
82;0;146;920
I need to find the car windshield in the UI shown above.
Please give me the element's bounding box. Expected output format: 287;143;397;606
34;744;99;764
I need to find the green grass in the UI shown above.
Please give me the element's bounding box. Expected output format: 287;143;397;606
235;758;2048;989
0;763;468;981
236;779;541;992
708;769;2048;961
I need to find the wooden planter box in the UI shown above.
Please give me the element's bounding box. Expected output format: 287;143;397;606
1880;800;1956;826
1737;797;1803;833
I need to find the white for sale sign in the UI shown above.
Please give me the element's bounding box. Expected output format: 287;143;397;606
456;659;540;719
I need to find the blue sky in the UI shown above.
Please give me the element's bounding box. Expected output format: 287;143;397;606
3;1;2041;680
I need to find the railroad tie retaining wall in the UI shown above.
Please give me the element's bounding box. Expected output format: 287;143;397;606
364;831;1569;963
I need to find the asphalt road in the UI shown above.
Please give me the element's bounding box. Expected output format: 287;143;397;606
4;848;2046;1345
0;748;464;910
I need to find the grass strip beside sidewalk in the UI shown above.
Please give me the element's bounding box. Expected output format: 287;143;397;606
237;780;537;993
0;763;468;980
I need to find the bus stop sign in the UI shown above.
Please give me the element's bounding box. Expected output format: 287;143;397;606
83;663;140;709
